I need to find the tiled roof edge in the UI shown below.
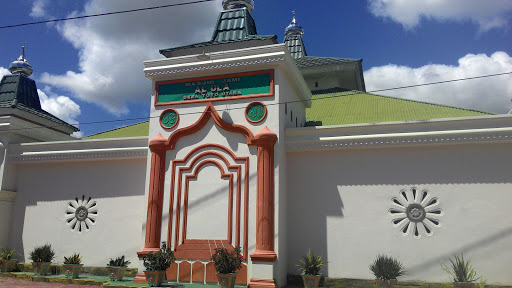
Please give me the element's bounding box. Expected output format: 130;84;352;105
313;90;494;115
83;120;149;139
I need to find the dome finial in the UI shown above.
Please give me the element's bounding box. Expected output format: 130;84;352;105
286;10;304;36
222;0;254;13
9;43;33;77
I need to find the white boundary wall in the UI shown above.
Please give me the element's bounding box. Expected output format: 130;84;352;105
285;116;512;285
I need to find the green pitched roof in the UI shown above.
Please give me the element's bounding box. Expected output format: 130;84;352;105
84;121;149;139
0;74;79;132
284;34;307;59
83;91;492;139
306;90;492;126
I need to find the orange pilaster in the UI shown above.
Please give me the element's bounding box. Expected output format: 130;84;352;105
135;133;167;284
250;127;278;262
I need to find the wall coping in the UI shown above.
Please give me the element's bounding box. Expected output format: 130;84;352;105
286;114;512;151
8;137;148;163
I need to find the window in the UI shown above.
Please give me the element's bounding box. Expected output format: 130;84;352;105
315;81;319;88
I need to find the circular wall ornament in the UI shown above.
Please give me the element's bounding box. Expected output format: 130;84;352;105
160;108;179;129
389;187;443;238
65;195;98;233
245;101;267;123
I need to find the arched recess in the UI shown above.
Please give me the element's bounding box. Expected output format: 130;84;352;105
169;144;249;260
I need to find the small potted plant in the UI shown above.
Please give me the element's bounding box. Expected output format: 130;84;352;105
297;249;323;288
211;246;243;288
29;244;55;276
441;254;480;288
0;247;17;272
106;255;131;281
369;254;406;288
62;253;83;279
142;242;175;287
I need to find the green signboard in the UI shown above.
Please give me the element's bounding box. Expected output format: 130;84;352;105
156;70;273;105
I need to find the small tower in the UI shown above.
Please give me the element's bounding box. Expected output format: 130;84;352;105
284;11;307;59
0;44;79;137
222;0;254;13
9;44;33;77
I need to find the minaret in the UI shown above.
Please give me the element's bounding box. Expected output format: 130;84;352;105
284;11;307;59
211;0;258;42
222;0;254;12
9;44;33;77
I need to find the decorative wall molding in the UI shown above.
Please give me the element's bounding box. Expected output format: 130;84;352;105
8;137;148;162
389;187;443;239
145;57;285;77
287;126;512;152
65;195;98;233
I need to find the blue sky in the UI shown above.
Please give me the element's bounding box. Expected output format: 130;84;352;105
0;0;511;137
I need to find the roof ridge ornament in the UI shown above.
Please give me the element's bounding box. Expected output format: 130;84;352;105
9;43;33;77
285;10;304;36
222;0;254;13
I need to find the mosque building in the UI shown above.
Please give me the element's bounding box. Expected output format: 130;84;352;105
1;0;511;286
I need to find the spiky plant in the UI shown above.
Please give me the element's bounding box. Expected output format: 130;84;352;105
108;255;131;267
63;253;82;265
369;254;406;280
441;254;479;283
29;244;55;263
1;248;16;260
297;249;323;276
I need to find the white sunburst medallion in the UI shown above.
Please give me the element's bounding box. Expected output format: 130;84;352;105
389;187;443;238
65;195;98;233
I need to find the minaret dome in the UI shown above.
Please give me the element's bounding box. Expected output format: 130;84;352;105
9;44;33;77
285;11;304;36
222;0;254;13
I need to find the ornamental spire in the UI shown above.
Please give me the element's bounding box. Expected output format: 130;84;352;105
9;43;33;77
285;11;304;36
222;0;254;13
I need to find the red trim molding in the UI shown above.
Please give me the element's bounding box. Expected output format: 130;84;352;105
249;278;276;288
245;101;268;124
155;70;274;106
159;108;179;130
166;102;256;149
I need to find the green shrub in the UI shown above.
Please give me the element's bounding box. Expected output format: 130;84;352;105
211;246;243;274
142;242;175;272
441;254;479;283
1;248;16;260
369;254;406;280
108;255;131;267
63;253;82;265
29;244;55;263
297;249;323;276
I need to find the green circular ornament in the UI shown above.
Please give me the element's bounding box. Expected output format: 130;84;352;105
160;109;179;129
246;102;267;123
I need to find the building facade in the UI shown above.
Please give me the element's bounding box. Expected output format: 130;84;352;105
1;1;511;287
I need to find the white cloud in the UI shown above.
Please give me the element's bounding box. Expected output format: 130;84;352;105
364;51;512;114
38;0;222;115
368;0;512;32
30;0;49;18
0;67;9;78
38;86;81;130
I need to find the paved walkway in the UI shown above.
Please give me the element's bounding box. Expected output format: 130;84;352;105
0;277;100;288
